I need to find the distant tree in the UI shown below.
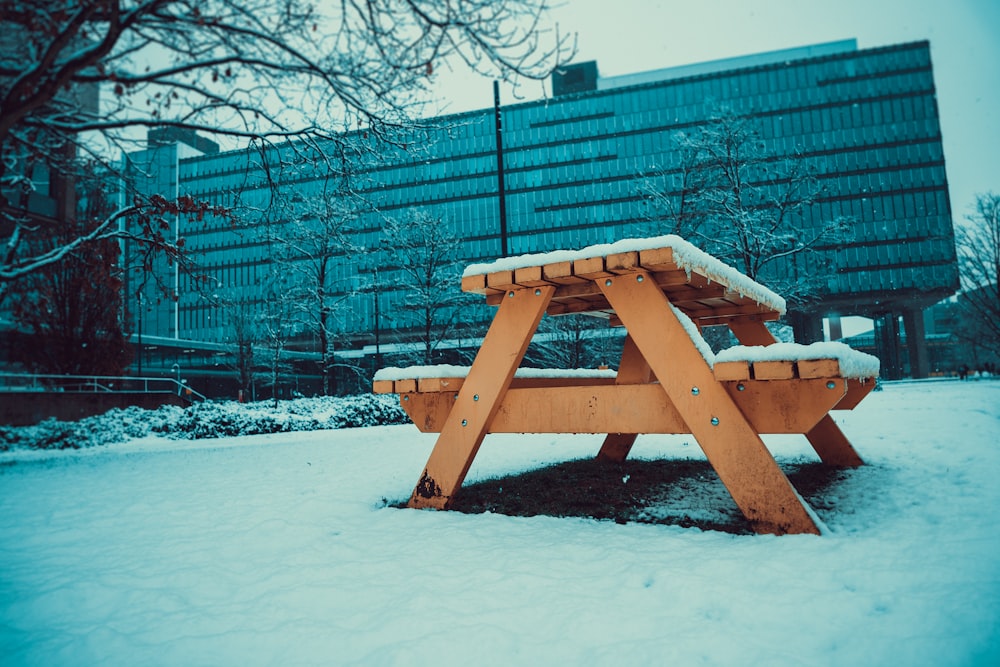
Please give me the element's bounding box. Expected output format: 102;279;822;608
258;276;295;408
1;0;572;292
383;210;476;365
635;137;707;237
9;161;131;375
268;149;366;394
953;192;1000;360
219;295;259;401
640;110;852;306
524;314;618;370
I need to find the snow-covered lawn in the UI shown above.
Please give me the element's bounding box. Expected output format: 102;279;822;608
1;380;998;666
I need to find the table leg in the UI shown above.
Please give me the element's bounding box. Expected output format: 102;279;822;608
408;286;555;510
728;320;864;467
596;334;652;463
600;273;820;535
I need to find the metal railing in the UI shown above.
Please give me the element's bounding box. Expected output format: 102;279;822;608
0;373;207;402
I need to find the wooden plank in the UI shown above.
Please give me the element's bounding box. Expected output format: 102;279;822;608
417;376;465;393
395;378;417;393
638;247;678;273
701;310;783;325
651;269;694;287
797;358;841;379
713;361;750;381
460;274;489;295
684;303;782;322
664;285;731;304
514;265;551;288
542;261;586;285
605;251;640;274
752;360;795;380
400;381;841;436
549;296;612;316
573;256;613;279
372;379;395;394
549;280;605;301
486;270;516;291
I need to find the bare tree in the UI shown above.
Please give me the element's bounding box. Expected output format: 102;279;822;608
641;110;852;305
8;160;132;375
524;314;617;370
1;0;573;292
267;148;367;394
954;192;1000;360
257;276;295;408
635;138;707;237
218;295;259;401
383;210;475;365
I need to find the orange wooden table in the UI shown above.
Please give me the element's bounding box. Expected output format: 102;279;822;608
375;236;879;535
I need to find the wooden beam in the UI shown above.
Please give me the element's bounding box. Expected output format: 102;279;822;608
407;285;555;510
598;271;820;535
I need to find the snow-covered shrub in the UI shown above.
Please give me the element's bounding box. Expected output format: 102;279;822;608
327;393;410;429
0;393;409;451
0;418;115;450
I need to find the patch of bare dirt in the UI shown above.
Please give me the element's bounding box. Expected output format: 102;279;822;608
437;458;857;535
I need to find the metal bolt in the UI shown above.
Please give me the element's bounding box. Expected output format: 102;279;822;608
691;387;700;396
737;383;746;391
711;417;720;426
826;381;836;389
461;419;468;427
605;278;613;286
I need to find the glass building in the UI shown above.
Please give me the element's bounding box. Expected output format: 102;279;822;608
126;38;957;387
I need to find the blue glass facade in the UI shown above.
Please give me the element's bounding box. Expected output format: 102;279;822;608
131;39;957;376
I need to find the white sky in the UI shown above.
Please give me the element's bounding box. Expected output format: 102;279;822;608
425;0;1000;223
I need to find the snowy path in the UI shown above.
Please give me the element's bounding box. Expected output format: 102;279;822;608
1;381;998;666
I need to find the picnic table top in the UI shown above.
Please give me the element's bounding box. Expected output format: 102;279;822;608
459;235;786;324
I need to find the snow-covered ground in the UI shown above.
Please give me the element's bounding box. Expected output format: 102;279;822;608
1;380;998;666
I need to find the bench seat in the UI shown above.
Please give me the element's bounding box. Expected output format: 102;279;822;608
373;365;617;395
373;349;876;436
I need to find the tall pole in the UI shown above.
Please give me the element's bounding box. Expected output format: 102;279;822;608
174;147;181;339
493;81;509;257
373;267;381;369
137;293;143;376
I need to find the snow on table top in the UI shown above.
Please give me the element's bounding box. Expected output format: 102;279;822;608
715;342;881;378
373;365;618;382
462;234;786;315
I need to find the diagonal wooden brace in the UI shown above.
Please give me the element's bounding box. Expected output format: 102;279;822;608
599;271;820;535
727;320;864;467
407;285;555;509
596;334;652;463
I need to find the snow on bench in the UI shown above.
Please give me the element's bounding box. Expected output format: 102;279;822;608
372;365;618;394
372;340;879;396
713;342;881;381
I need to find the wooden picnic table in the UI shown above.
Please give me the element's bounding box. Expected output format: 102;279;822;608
374;236;879;535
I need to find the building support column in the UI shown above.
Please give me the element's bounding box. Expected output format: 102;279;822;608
903;308;930;379
874;312;903;380
788;311;824;345
827;314;843;341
